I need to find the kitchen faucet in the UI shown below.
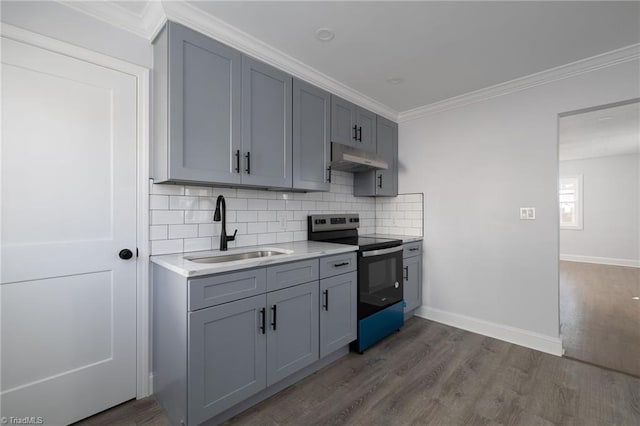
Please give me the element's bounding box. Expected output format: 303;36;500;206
213;195;237;251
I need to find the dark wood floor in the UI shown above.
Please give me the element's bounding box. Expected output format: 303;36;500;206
78;317;640;425
560;260;640;377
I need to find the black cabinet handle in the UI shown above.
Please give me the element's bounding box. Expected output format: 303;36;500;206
271;305;277;330
323;289;329;311
409;247;419;251
357;126;362;141
334;262;349;267
259;307;266;334
378;174;383;188
404;266;409;281
245;151;251;174
119;249;133;260
235;149;240;173
327;166;332;183
352;125;358;140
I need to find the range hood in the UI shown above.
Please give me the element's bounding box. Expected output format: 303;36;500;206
330;143;388;173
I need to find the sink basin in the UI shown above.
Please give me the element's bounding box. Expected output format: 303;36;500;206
186;250;289;264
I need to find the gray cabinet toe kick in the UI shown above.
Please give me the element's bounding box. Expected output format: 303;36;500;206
152;253;357;425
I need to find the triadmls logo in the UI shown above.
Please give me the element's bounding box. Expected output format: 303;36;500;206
1;417;45;425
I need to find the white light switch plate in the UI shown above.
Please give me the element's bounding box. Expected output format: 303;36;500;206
520;207;536;220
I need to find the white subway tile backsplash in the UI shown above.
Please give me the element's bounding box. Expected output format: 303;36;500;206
258;233;277;245
258;211;277;222
168;224;198;239
150;225;168;240
149;175;421;255
184;237;212;252
170;196;199;210
150;195;169;210
236;210;258;222
151;210;184;225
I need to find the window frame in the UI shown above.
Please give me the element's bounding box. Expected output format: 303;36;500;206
559;175;583;230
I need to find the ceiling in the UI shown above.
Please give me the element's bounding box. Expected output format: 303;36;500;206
559;101;640;161
65;1;640;113
187;1;640;112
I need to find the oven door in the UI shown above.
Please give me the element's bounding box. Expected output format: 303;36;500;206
358;245;404;319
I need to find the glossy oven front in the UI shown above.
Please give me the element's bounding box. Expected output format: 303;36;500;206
357;245;404;319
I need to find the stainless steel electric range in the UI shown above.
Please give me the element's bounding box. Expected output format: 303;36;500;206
307;214;404;352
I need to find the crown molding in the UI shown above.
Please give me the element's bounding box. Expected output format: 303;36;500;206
160;1;398;121
53;0;397;121
398;43;640;123
56;0;165;40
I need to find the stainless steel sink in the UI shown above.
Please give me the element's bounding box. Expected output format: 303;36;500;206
186;250;288;264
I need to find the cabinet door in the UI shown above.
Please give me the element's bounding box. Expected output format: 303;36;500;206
403;255;422;313
320;271;357;358
188;295;266;424
168;22;242;184
375;116;398;196
331;95;357;148
292;79;330;191
355;107;377;153
266;282;319;386
241;56;292;188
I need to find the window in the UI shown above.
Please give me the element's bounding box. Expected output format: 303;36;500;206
559;175;583;230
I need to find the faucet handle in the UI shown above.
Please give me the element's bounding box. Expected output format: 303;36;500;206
227;229;237;242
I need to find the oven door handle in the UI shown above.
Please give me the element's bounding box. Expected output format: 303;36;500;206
361;246;403;257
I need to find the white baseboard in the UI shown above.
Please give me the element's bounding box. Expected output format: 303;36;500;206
560;254;640;268
415;306;563;356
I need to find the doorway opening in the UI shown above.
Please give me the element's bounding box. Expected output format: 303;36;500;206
558;99;640;377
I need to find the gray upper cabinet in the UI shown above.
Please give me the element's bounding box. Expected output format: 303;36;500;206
266;282;319;386
319;271;357;358
241;56;292;189
355;108;377;153
293;79;331;191
188;294;267;425
354;116;398;197
330;95;377;153
153;22;242;185
330;95;357;148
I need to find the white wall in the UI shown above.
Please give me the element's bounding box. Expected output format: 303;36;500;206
560;154;639;262
1;1;152;68
399;59;640;348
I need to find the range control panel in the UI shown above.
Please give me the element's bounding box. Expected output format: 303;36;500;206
309;214;360;232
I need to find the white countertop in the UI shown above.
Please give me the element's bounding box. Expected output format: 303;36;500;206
150;241;358;278
361;234;423;243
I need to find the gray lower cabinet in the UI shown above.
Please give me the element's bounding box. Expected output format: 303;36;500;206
292;79;331;191
154;256;358;425
354;116;398;197
153;21;242;185
266;281;319;386
241;56;292;188
188;295;267;425
403;244;423;313
319;271;358;358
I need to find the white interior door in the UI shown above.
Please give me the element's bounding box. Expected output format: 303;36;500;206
1;38;138;425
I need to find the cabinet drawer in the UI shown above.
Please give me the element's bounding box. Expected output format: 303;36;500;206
188;268;266;311
266;259;319;292
403;242;422;258
319;252;357;279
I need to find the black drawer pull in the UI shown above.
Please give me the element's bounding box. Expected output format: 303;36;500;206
409;247;419;251
271;305;277;330
259;307;266;334
323;289;329;311
404;266;409;281
333;262;349;267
